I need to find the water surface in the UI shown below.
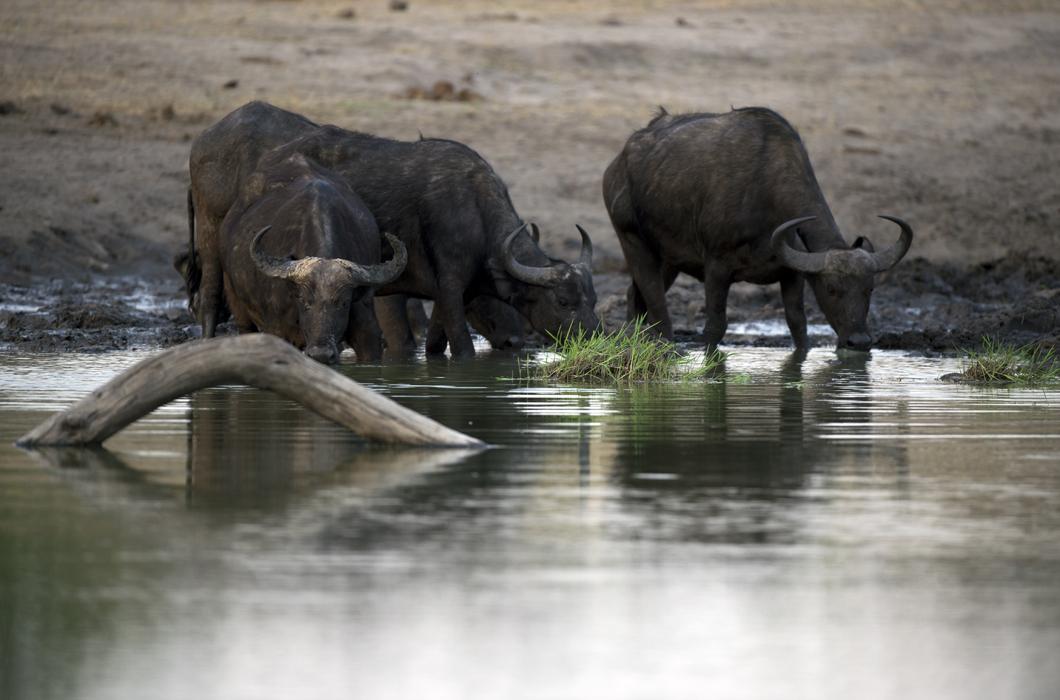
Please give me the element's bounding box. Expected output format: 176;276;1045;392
2;348;1059;700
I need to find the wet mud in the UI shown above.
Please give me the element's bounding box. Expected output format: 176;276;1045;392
3;252;1056;354
0;279;196;352
595;252;1060;353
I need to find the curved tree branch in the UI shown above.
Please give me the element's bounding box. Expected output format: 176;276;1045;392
16;334;484;448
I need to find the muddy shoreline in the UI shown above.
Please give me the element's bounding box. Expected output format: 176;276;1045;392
1;1;1057;355
3;252;1056;355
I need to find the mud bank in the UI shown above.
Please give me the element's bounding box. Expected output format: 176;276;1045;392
3;253;1056;354
0;278;196;352
593;252;1060;352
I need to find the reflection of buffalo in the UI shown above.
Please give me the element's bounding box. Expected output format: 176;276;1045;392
604;107;913;351
181;389;481;510
593;352;908;543
31;389;478;513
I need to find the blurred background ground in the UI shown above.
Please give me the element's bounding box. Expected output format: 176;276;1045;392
1;0;1058;349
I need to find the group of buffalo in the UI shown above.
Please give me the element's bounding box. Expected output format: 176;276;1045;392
176;101;913;363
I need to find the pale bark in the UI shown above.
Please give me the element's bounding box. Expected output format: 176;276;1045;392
16;334;484;448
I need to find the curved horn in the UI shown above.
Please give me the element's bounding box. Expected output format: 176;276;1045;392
337;233;408;287
502;223;564;287
529;223;540;244
771;216;828;274
870;215;914;272
575;224;593;270
251;226;301;280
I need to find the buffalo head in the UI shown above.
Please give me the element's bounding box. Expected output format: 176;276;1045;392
251;227;407;363
500;223;601;341
772;215;913;351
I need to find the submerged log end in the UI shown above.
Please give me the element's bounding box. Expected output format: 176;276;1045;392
16;412;92;448
16;334;485;449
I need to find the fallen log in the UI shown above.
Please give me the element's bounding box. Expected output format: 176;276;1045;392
16;334;484;448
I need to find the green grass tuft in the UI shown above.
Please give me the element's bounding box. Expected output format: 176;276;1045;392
524;319;726;384
953;337;1060;384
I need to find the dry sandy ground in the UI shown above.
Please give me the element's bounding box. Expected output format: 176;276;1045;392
1;0;1058;350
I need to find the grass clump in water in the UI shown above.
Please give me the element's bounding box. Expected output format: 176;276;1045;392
950;337;1060;384
526;319;726;384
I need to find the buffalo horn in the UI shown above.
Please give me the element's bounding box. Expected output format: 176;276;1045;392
251;226;303;280
576;224;593;270
337;233;408;287
771;216;828;274
502;223;564;287
869;215;914;272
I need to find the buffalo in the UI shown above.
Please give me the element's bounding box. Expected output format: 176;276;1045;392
603;107;913;351
185;101;600;358
220;153;406;363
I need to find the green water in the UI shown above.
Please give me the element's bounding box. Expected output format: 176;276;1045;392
1;348;1059;699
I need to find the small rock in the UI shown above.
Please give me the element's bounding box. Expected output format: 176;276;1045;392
0;100;22;115
431;80;455;100
164;307;188;322
50;103;72;116
160;103;176;120
389;0;408;11
337;8;356;19
600;16;623;26
222;79;239;89
87;111;118;127
675;17;693;27
456;88;482;102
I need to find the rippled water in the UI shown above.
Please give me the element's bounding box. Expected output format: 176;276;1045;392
2;347;1059;700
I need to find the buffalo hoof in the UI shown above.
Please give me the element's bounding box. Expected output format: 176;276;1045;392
493;335;523;351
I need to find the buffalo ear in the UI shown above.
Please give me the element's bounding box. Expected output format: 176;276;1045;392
853;236;875;252
173;251;201;289
173;252;190;277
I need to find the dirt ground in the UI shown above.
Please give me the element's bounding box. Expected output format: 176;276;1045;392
1;0;1058;352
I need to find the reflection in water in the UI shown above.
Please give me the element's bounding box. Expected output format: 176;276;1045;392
2;349;1060;699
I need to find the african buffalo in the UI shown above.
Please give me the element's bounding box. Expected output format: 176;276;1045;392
186;101;600;358
603;107;913;351
220;153;406;364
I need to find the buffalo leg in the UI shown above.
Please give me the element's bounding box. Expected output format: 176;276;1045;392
626;282;647;320
432;290;475;359
701;264;731;351
616;233;673;339
196;215;224;338
780;273;809;351
346;297;383;362
375;295;417;355
425;316;448;355
406;298;430;343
